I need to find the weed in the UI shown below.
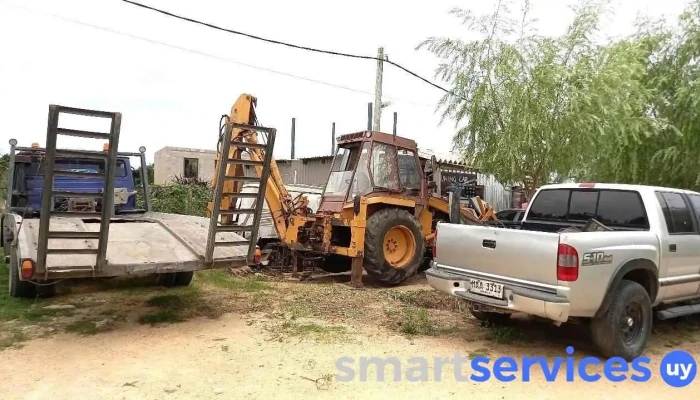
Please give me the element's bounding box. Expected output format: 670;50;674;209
398;307;435;336
138;311;183;325
484;323;524;344
468;347;491;359
65;320;99;335
283;302;312;319
272;320;349;342
146;294;184;308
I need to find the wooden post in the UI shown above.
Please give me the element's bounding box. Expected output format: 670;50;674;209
350;257;363;288
292;253;303;277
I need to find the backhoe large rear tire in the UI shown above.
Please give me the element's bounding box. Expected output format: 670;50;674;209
363;208;425;285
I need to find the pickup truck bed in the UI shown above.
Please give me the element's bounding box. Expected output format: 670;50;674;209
8;212;250;279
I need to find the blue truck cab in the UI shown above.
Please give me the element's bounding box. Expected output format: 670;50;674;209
8;145;137;216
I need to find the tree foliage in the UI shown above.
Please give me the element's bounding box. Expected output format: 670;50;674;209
591;1;700;188
420;0;700;193
150;183;211;217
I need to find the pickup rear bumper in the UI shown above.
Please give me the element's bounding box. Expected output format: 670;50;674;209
426;264;570;323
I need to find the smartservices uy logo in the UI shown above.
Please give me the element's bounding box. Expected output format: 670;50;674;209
335;346;696;387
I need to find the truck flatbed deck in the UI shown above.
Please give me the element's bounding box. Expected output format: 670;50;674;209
9;212;251;279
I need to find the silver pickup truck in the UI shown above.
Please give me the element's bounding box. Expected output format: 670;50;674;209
427;183;700;360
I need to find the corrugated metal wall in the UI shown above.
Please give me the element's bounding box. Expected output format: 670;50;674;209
477;173;512;212
274;158;333;186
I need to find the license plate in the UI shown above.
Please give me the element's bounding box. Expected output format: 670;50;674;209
469;278;504;299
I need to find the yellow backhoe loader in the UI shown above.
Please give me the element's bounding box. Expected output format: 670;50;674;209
206;94;498;287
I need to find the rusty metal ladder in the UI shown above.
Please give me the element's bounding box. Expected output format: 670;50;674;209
36;105;122;278
205;122;276;265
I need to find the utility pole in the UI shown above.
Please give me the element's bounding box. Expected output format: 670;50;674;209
290;117;296;159
372;47;384;132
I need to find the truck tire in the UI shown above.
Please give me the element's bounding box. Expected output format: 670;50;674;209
156;273;177;287
591;280;652;361
173;271;194;287
470;309;511;324
8;249;36;298
157;272;193;287
363;208;425;285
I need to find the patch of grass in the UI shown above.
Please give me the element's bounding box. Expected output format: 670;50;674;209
138;311;183;325
389;290;464;313
137;287;222;325
146;294;184;308
0;263;77;324
398;307;436;336
484;323;524;344
65;320;99;335
271;320;349;342
197;270;271;292
468;347;491;359
283;301;313;319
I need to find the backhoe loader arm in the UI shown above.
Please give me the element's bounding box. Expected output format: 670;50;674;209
207;94;307;240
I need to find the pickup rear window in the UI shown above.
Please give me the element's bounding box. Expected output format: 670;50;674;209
527;189;648;229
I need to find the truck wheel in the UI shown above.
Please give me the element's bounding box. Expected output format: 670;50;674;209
173;271;194;287
36;283;57;298
363;208;425;285
591;280;652;361
470;309;511;324
8;250;36;298
156;273;177;287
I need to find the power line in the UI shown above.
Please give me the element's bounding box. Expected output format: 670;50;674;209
0;1;432;107
121;0;459;98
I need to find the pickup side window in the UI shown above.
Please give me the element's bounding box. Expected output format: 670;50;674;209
528;188;648;229
656;192;695;234
688;194;700;224
596;191;648;228
527;189;568;221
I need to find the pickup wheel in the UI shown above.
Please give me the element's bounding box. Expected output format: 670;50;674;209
363;208;425;285
591;280;652;361
470;309;511;324
7;249;36;299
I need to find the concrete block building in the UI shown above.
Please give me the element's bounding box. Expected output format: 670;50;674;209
153;147;218;185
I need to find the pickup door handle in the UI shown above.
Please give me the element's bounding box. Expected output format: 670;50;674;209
482;239;496;249
670;244;677;252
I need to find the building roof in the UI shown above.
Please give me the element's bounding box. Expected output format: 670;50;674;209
155;146;216;155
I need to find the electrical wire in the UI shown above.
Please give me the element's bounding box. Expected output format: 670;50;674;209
121;0;461;99
0;1;432;107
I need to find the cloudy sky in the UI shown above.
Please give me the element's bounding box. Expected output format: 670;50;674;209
0;0;690;163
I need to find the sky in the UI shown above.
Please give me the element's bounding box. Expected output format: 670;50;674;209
0;0;691;163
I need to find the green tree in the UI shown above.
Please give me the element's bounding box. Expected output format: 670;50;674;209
419;0;659;196
591;1;700;189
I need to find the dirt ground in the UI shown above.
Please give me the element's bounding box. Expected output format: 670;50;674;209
1;266;699;399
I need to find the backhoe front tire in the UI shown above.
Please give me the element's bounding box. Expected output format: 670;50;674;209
363;208;425;285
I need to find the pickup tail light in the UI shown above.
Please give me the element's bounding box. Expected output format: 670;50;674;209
557;244;579;281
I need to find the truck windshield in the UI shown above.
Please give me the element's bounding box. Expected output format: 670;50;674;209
324;144;364;198
527;189;649;229
30;158;127;178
